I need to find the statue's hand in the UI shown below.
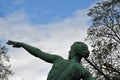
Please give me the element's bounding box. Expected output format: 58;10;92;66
7;40;21;48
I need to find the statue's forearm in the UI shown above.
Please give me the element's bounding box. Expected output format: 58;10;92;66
20;42;43;57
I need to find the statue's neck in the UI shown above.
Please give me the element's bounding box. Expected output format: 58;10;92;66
70;56;82;63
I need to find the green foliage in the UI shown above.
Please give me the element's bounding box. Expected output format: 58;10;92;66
0;44;13;80
86;0;120;80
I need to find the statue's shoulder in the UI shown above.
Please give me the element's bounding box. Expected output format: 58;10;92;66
72;63;90;75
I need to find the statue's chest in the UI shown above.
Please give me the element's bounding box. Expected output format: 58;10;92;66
53;60;69;70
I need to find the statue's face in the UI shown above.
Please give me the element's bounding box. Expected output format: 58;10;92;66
68;42;90;60
68;49;76;60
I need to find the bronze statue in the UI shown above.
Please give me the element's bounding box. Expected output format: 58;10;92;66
7;40;94;80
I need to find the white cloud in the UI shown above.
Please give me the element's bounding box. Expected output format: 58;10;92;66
0;8;90;80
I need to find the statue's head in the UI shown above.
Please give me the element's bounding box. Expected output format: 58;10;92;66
68;42;90;60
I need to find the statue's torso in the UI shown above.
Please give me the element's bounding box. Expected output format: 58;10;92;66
47;59;88;80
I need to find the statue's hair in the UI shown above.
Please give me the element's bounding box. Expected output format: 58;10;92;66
71;42;90;58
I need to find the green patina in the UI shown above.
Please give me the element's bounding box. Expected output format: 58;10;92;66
7;40;94;80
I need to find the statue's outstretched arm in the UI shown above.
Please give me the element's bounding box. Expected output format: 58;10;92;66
7;40;63;63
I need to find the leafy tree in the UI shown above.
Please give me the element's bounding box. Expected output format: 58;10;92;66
0;4;13;80
86;0;120;80
0;44;13;80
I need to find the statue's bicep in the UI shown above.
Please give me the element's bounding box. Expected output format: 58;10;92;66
37;51;63;63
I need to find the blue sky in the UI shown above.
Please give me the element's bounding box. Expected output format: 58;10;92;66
1;0;101;24
0;0;103;80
